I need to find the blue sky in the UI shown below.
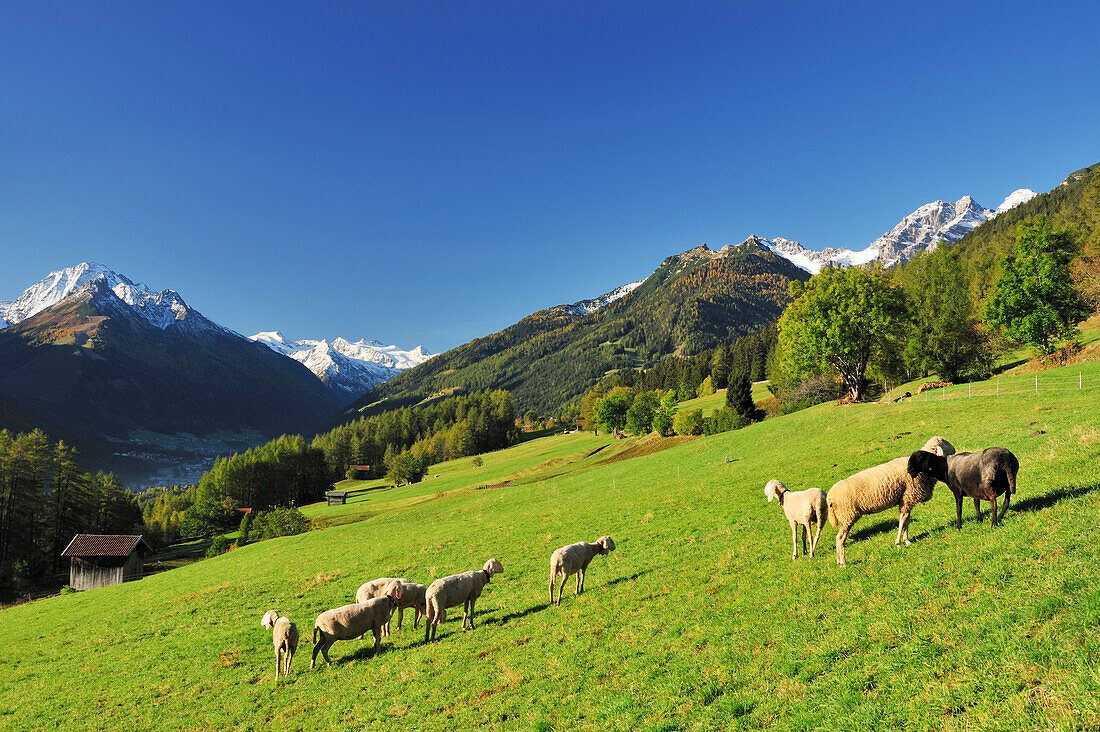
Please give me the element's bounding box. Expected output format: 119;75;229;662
2;1;1098;351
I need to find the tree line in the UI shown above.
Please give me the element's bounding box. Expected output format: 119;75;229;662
0;429;141;596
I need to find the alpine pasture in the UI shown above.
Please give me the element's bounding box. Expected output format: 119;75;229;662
2;363;1099;730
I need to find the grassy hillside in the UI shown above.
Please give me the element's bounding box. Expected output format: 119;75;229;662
346;241;807;416
3;360;1099;730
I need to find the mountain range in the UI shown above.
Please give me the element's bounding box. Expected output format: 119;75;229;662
248;332;433;404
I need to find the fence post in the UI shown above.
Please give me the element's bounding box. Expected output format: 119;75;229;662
997;378;1000;396
969;383;972;398
942;386;946;401
1035;374;1038;393
1081;372;1083;390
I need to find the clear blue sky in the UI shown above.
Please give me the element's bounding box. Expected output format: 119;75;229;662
2;1;1098;351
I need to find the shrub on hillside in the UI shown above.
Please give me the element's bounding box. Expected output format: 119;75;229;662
703;407;749;435
205;535;231;558
672;409;704;436
250;507;311;541
783;375;840;414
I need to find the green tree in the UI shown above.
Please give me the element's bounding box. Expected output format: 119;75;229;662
901;246;992;381
777;265;907;401
672;408;704;436
984;217;1089;354
386;450;425;486
625;391;660;436
726;372;756;419
594;388;633;435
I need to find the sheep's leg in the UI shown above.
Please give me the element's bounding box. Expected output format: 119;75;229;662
801;525;808;557
311;639;321;669
810;520;822;558
396;606;404;632
549;577;556;604
790;521;798;560
462;600;470;630
275;649;282;681
285;648;293;677
579;568;587;594
973;497;982;524
371;627;382;657
556;573;568;605
321;641;333;665
956;494;965;529
990;493;999;528
895;509;913;546
998;489;1011;523
576;571;582;596
835;527;848;567
468;598;477;629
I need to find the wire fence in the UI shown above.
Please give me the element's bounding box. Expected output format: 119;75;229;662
894;372;1099;403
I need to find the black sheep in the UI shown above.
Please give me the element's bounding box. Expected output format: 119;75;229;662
907;447;1019;528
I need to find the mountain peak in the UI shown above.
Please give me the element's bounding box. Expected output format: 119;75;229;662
994;188;1038;215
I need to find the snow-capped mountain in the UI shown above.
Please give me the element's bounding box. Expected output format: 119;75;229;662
250;332;434;403
0;262;222;336
554;280;646;316
755;189;1038;274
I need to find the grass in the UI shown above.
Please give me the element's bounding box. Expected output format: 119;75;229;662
3;363;1100;730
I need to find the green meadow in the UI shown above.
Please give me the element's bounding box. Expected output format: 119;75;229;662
3;361;1100;730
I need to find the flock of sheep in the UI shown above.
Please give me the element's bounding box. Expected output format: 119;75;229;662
254;435;1020;682
258;537;616;681
765;436;1020;566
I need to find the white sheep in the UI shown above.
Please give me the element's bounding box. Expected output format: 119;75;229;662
423;558;504;642
260;610;299;681
764;480;828;560
355;578;427;637
827;436;955;566
548;536;615;605
311;580;402;668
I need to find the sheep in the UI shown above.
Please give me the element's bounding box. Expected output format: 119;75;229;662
827;436;955;566
355;578;427;637
548;536;615;605
260;610;299;681
907;446;1019;529
311;580;402;668
764;480;828;560
423;558;504;642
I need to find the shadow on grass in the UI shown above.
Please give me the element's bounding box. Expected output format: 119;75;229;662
1011;483;1096;514
482;602;551;626
849;519;899;543
603;569;651;588
334;643;388;665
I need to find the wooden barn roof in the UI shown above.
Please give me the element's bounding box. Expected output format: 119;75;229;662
61;534;152;558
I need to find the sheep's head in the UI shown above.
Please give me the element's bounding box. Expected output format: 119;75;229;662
764;479;786;503
484;558;504;576
907;450;945;481
260;610;280;629
384;581;403;600
922;436;955;457
596;536;616;555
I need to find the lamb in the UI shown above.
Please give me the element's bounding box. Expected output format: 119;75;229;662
764;480;828;560
260;610;299;681
827;436;955;566
311;580;402;668
423;558;504;642
355;578;427;637
907;446;1019;529
548;536;615;605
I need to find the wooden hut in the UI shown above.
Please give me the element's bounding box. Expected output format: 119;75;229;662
325;491;348;506
61;534;153;591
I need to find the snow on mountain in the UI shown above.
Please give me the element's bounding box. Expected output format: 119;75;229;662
995;188;1038;215
0;262;221;335
555;279;646;316
756;188;1036;274
249;333;434;402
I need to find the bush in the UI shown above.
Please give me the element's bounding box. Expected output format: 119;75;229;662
472;455;483;467
672;409;704;436
703;407;749;435
206;535;231;558
783;375;840;414
59;585;76;595
250;507;311;541
238;512;251;545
